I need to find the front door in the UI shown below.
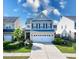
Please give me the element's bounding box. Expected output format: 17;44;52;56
26;32;30;39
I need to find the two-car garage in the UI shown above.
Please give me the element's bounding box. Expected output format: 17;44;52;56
30;31;54;43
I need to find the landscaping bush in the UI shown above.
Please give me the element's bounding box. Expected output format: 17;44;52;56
3;41;11;47
63;40;72;47
4;42;21;50
53;38;64;45
24;40;33;48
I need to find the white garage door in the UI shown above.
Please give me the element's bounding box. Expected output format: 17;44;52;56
4;34;12;41
31;35;54;43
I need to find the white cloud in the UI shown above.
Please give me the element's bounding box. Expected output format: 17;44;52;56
22;0;40;12
42;0;50;9
21;0;51;12
33;0;40;9
43;0;49;4
59;0;67;9
53;9;61;16
22;3;27;7
42;10;48;15
13;9;18;12
42;7;59;16
17;0;21;3
60;5;65;9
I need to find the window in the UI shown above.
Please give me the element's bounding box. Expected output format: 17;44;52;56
6;25;11;29
39;23;40;29
9;26;11;29
46;23;47;28
36;24;38;28
6;26;8;29
50;23;52;28
27;25;30;28
49;35;50;36
74;22;76;29
65;25;67;29
32;23;36;28
61;26;63;29
43;23;45;28
32;23;33;28
53;25;57;28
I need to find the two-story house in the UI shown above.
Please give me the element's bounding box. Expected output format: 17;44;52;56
24;13;56;43
56;16;76;40
3;17;20;41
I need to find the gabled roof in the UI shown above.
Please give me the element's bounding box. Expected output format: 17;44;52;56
25;12;53;24
25;18;33;24
32;12;52;21
3;16;19;22
61;16;76;22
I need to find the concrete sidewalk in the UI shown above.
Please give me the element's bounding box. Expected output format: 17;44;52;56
29;43;67;59
63;53;76;57
3;53;30;56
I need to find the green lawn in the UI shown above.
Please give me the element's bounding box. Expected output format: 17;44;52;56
3;56;29;59
67;57;76;59
4;47;31;53
56;45;76;53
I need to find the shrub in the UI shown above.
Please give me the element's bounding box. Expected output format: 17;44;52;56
54;38;64;45
3;41;11;47
24;40;33;48
4;42;21;50
63;40;72;46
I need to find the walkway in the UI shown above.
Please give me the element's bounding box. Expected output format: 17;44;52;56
29;43;67;59
63;53;76;57
3;53;30;56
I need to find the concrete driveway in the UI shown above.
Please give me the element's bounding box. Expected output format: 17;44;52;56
29;43;67;59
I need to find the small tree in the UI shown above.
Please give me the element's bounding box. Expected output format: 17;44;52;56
13;28;23;42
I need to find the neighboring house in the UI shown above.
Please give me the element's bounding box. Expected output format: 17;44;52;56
25;13;55;43
3;17;20;41
56;16;76;40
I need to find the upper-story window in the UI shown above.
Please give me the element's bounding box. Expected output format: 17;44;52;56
6;25;11;29
9;26;11;29
53;25;57;28
43;23;45;28
61;26;63;29
46;23;47;28
39;23;40;29
4;23;13;29
65;25;67;29
6;26;9;29
50;23;52;28
36;23;38;28
27;25;30;28
32;23;36;28
74;22;76;29
32;23;33;28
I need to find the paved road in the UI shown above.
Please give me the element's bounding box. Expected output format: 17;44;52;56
29;43;67;59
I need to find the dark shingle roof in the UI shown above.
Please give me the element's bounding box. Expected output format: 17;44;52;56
3;17;19;22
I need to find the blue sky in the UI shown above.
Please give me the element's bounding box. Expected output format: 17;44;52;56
3;0;76;27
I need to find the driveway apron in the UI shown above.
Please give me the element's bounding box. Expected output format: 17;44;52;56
29;43;67;59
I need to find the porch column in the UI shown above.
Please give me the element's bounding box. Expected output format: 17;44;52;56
25;31;26;40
